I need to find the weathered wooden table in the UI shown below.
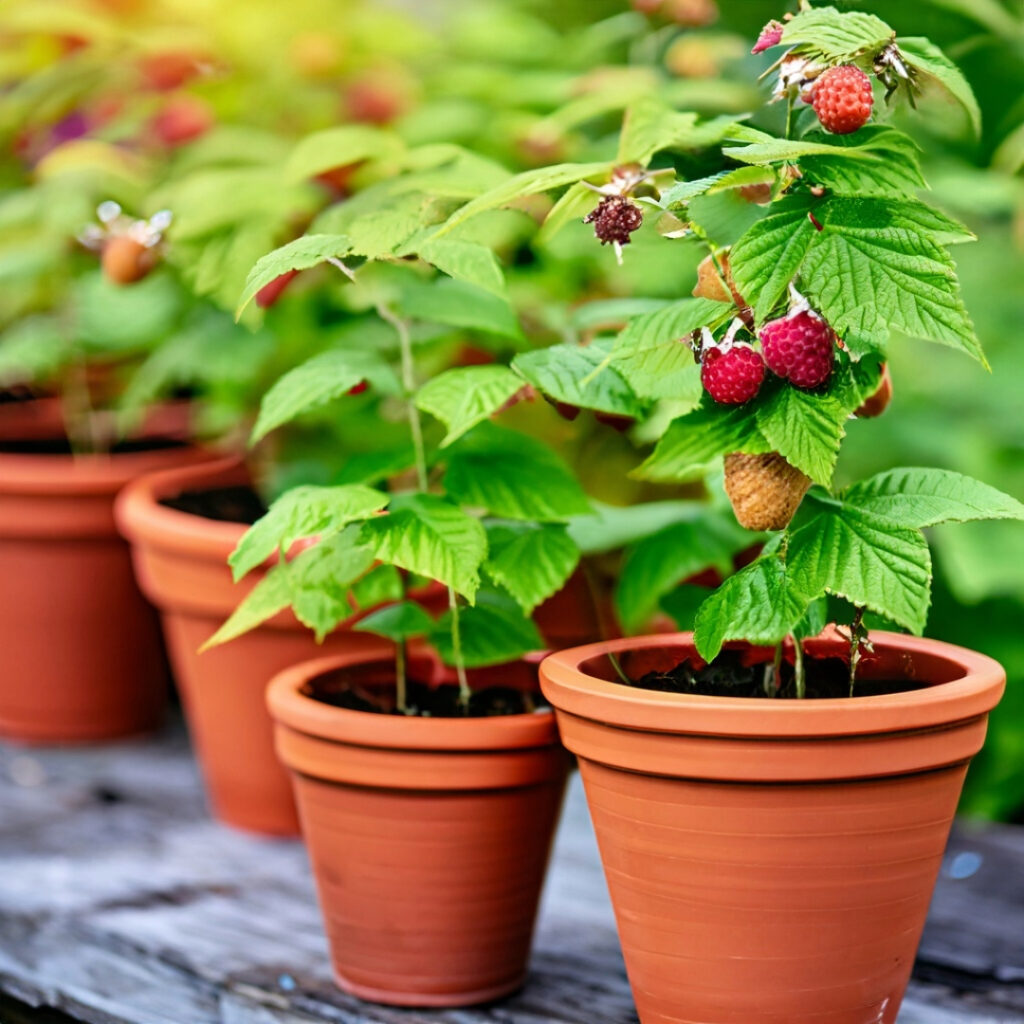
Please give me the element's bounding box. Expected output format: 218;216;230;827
1;724;1022;1024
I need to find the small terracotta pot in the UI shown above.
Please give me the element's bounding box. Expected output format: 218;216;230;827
0;415;212;743
116;457;404;835
540;632;1005;1024
267;652;569;1007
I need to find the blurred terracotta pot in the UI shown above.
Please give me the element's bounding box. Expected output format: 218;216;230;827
0;412;212;743
116;457;422;835
267;651;569;1006
540;632;1005;1024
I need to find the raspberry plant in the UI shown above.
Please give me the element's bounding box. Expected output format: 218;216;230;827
427;3;1024;695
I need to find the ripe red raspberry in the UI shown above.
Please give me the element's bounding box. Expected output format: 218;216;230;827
584;196;643;247
759;310;835;389
811;65;873;134
701;345;765;405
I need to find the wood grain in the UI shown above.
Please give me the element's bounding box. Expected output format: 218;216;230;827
0;725;1020;1024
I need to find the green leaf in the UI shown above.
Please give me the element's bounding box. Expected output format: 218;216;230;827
634;403;770;482
251;349;400;443
787;501;932;634
236;234;352;317
434;161;613;237
484;522;580;614
333;447;417;486
348;564;404;610
694;555;816;662
229;484;389;581
537;181;597;245
415;366;523;446
0;316;69;386
358;493;487;602
611;297;732;401
616;102;737;164
397;276;523;341
202;565;292;650
755;385;848;487
729;199;817;323
353;601;436;643
616;519;740;634
658;167;775;210
444;424;591;522
403;238;506;297
284;125;405;183
780;7;894;61
898;37;982;139
429;591;543;668
512;339;646;417
844;468;1024;529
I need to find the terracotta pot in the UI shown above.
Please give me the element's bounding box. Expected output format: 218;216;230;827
116;457;408;835
267;651;569;1006
0;418;213;743
540;632;1005;1024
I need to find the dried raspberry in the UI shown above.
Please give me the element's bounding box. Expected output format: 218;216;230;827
724;452;811;531
693;252;745;306
811;65;873;134
760;309;835;389
752;19;784;55
701;345;765;405
584;196;643;247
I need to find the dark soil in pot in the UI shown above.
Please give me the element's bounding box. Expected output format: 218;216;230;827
160;485;266;524
631;648;930;699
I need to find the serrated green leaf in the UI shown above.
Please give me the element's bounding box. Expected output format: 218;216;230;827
694;555;816;662
251;349;400;443
616;518;741;634
634;403;770;482
354;601;436;643
755;385;848;487
401;238;506;297
444;424;591;522
658;167;775;210
358;493;486;602
415;366;523;446
512;339;646;417
349;564;405;610
611;297;732;401
844;469;1024;529
618;100;732;165
780;7;894;61
288;534;378;641
397;276;523;341
485;522;580;615
284;125;405;183
229;484;389;581
429;590;543;668
537;181;597;245
202;564;292;650
567;499;718;555
787;501;932;634
434;161;613;237
898;37;982;139
237;234;352;316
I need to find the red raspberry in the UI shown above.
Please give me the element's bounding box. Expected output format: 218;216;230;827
701;345;765;405
811;65;873;134
759;310;835;389
584;196;643;247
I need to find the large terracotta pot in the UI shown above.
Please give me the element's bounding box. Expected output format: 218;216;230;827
540;632;1005;1024
0;415;213;743
267;651;569;1007
115;457;399;835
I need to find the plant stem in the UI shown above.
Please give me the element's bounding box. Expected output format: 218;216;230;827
395;639;407;714
848;606;866;698
377;302;428;492
772;641;783;696
785;94;796;141
448;587;471;709
793;636;806;699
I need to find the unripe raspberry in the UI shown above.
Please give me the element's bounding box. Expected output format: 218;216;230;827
811;65;873;134
724;452;811;531
760;309;835;389
101;236;155;285
584;195;643;247
701;344;765;405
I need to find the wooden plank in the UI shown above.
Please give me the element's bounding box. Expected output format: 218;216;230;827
0;725;1022;1024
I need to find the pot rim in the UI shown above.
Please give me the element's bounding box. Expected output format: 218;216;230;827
540;631;1005;738
114;454;249;558
268;651;559;752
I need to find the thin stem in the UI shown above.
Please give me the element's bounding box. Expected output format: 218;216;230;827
377;302;428;492
793;636;806;699
448;587;471;709
395;640;407;714
785;93;796;141
848;606;866;698
772;641;784;696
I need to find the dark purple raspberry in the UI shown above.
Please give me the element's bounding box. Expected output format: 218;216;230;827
584;195;644;246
